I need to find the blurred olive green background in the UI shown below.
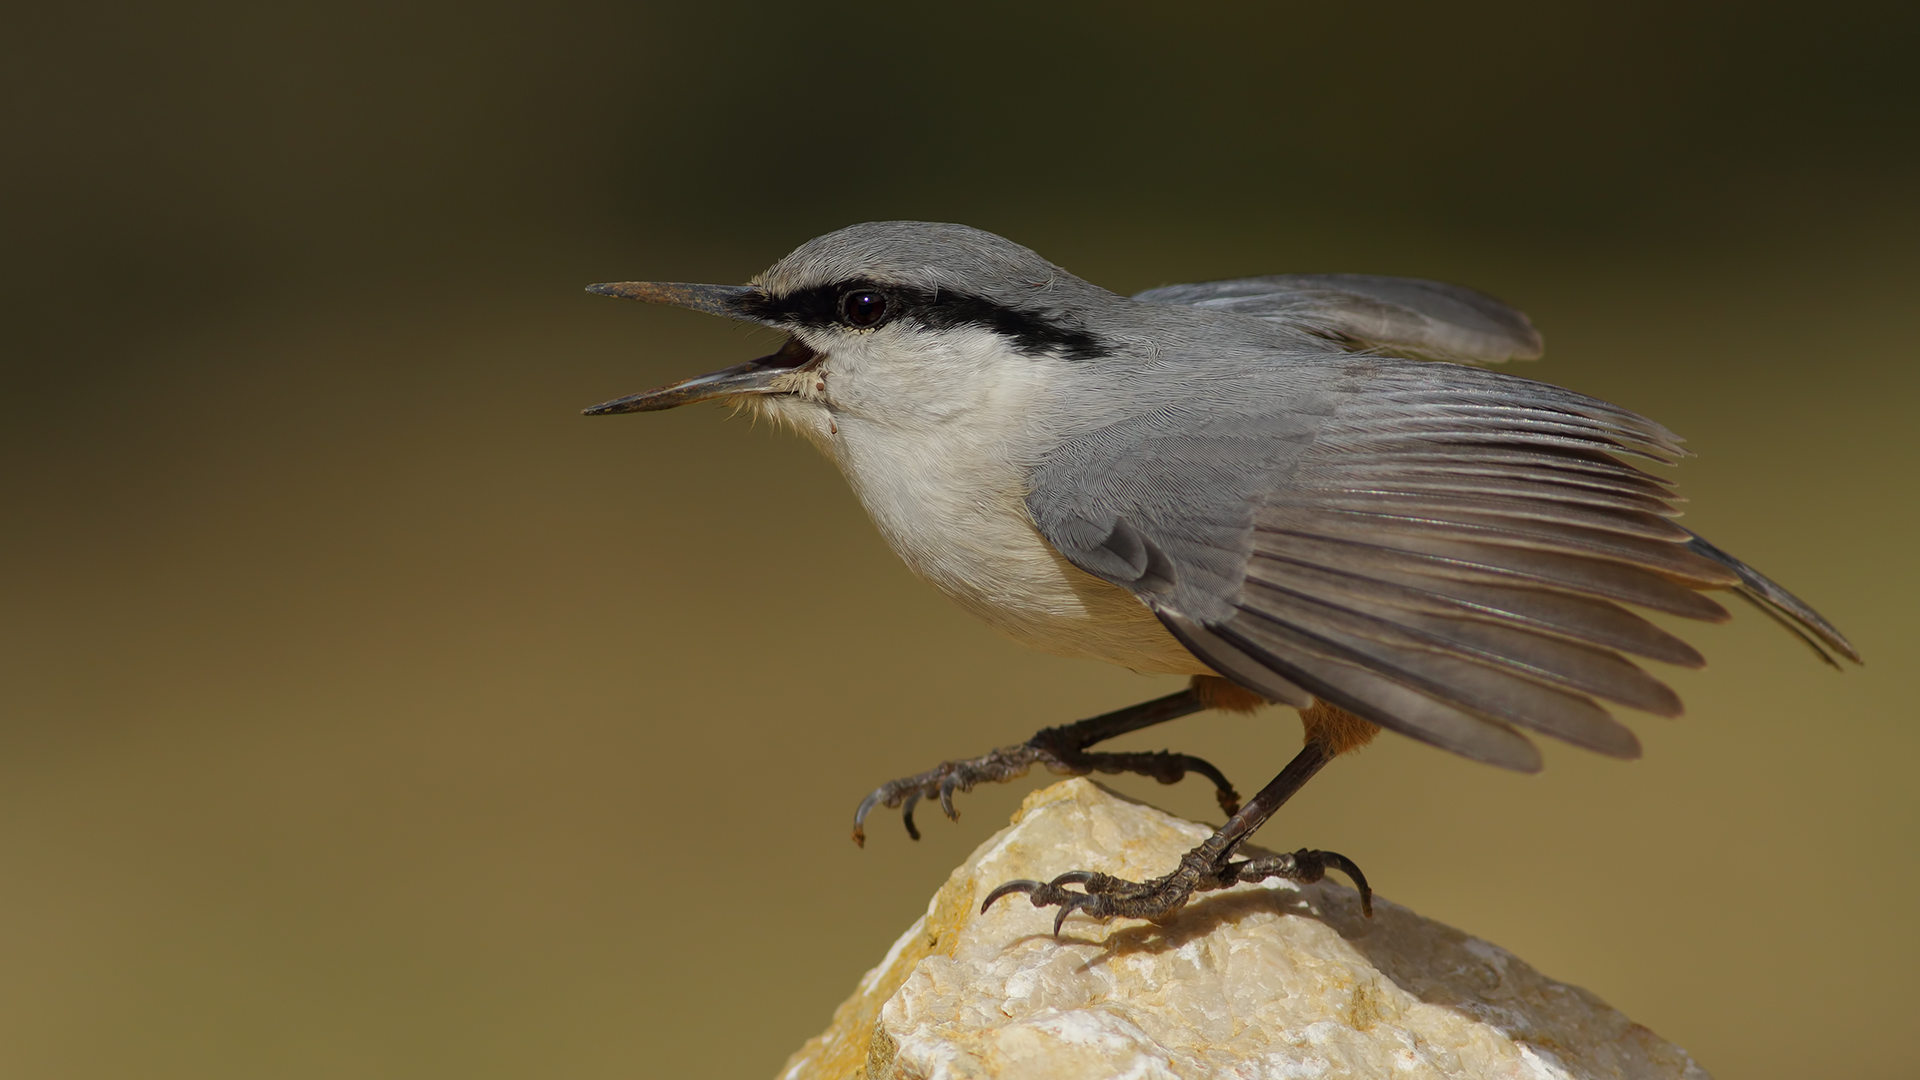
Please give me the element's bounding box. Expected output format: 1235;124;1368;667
3;2;1916;1077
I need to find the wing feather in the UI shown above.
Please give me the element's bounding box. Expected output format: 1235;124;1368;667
1332;451;1681;496
1250;547;1706;667
1027;350;1852;772
1260;508;1737;584
1237;578;1649;748
1296;491;1691;541
1681;528;1860;665
1251;529;1732;622
1195;615;1549;770
1315;469;1679;515
1134;274;1544;364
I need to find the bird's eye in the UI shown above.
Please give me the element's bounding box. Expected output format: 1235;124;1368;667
841;290;887;328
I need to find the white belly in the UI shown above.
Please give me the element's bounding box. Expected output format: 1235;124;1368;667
821;414;1210;676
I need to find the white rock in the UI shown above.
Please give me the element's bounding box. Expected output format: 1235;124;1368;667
781;779;1708;1080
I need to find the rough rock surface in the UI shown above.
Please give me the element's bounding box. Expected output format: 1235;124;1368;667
779;779;1708;1080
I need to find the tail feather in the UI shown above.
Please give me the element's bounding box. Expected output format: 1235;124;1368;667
1682;529;1861;667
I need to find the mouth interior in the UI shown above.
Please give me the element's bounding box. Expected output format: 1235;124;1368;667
581;334;823;416
759;335;818;373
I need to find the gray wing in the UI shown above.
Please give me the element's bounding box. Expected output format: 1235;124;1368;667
1135;274;1544;364
1027;357;1855;772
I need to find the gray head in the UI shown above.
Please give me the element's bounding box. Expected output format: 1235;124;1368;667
581;222;1125;420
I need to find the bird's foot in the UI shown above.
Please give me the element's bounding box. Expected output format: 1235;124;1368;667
851;726;1238;846
852;742;1049;845
980;844;1372;935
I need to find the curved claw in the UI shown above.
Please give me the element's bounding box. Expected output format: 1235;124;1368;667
938;773;961;821
851;789;886;847
1321;851;1373;918
981;879;1045;913
1187;760;1241;816
899;791;924;841
1053;896;1089;937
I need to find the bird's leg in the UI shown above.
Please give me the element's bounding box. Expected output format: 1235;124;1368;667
981;704;1377;934
852;677;1256;846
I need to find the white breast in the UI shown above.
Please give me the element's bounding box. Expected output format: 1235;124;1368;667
756;330;1209;677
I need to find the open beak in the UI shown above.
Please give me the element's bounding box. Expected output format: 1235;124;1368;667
583;280;812;415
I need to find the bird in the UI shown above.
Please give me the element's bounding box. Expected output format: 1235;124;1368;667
582;221;1858;934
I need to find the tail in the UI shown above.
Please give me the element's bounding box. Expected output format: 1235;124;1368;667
1683;529;1861;669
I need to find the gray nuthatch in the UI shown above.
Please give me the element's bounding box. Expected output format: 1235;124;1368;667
584;222;1857;931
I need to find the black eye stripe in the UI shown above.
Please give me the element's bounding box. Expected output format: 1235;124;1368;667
741;281;1111;361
